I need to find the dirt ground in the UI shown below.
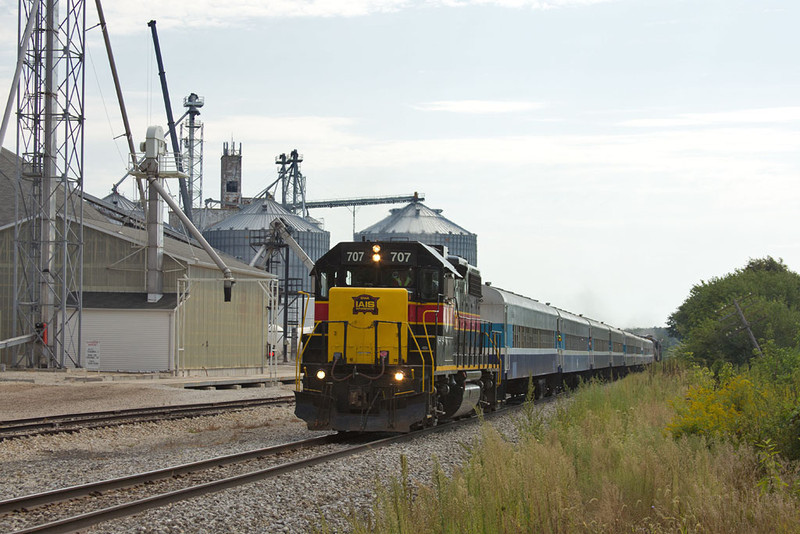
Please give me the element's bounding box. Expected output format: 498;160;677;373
0;369;297;420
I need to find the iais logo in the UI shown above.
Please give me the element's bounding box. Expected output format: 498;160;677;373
352;294;380;315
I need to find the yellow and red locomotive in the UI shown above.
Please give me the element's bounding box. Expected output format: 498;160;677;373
294;241;500;432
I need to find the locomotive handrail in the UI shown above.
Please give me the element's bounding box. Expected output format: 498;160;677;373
296;291;312;391
452;305;487;367
327;320;350;365
422;308;440;392
451;307;487;367
480;331;502;386
406;323;431;393
371;320;404;366
296;319;349;384
296;320;323;390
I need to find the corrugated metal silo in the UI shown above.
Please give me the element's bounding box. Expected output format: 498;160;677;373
203;197;329;294
102;191;144;219
355;201;478;265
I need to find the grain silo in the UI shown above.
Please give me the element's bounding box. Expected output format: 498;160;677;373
355;200;478;265
102;191;144;218
203;197;328;291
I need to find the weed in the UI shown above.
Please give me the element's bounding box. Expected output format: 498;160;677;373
515;377;545;441
756;439;789;495
350;367;800;533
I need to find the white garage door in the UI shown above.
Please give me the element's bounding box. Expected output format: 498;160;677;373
82;310;172;372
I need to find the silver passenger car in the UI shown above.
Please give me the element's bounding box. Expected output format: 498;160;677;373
481;284;655;397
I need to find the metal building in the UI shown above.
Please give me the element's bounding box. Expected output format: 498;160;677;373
355;200;478;265
1;148;278;375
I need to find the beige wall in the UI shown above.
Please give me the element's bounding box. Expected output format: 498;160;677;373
177;277;274;373
2;222;275;371
0;228;13;361
83;225;185;293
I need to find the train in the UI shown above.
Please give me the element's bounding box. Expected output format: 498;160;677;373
294;240;660;432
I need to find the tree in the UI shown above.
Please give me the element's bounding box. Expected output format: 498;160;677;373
668;257;800;365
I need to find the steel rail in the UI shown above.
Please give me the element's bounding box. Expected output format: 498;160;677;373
0;434;344;516
0;396;295;440
8;433;410;533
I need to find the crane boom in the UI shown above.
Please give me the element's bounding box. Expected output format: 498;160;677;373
147;20;193;223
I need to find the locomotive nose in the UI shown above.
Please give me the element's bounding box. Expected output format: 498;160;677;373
326;287;409;365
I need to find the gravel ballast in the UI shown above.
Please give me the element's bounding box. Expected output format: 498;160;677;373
0;374;552;533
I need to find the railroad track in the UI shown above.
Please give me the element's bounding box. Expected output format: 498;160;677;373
0;396;295;441
0;432;383;533
0;403;528;533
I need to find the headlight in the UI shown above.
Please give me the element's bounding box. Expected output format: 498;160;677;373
393;371;405;382
316;369;326;380
372;244;381;253
372;253;381;262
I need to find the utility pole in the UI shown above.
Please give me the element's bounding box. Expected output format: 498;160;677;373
732;297;764;358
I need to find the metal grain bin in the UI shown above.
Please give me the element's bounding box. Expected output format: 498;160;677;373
203;197;329;295
355;201;477;265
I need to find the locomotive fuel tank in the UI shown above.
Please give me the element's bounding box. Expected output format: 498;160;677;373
440;382;482;419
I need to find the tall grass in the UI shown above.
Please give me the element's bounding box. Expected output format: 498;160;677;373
347;364;800;533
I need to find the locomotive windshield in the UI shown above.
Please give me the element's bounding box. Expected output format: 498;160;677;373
315;265;441;300
320;266;413;288
313;242;447;300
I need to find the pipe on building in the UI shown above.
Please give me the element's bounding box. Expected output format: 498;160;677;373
145;177;234;281
0;334;36;351
271;218;315;272
249;244;267;267
139;125;234;301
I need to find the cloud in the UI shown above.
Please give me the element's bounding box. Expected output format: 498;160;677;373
302;126;800;174
78;0;413;34
432;0;613;8
177;109;800;185
203;115;364;146
413;100;546;114
79;0;616;34
619;107;800;128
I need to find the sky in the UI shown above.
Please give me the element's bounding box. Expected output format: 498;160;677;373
1;0;798;329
